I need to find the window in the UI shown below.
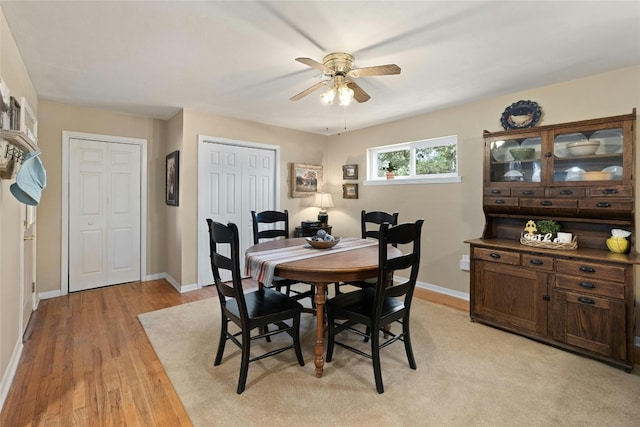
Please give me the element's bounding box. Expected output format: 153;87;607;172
367;135;459;183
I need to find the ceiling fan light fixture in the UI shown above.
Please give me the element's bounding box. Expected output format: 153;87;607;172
338;84;354;106
320;87;336;105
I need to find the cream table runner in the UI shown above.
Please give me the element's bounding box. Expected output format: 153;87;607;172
245;237;377;286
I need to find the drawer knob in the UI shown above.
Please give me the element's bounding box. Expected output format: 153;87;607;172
490;253;501;259
603;188;618;195
578;297;595;304
540;201;552;206
596;202;611;208
494;199;505;204
579;281;596;289
530;259;543;265
522;190;534;196
579;266;596;273
491;189;501;194
560;190;573;195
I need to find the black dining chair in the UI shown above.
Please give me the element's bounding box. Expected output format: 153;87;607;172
251;210;316;305
335;210;399;295
207;219;305;394
326;219;424;394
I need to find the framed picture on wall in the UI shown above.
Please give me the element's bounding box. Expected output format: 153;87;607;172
291;163;323;198
342;164;358;180
166;150;179;206
342;183;358;199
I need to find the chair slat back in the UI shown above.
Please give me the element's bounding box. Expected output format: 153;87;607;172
207;219;248;317
251;210;289;244
361;210;399;241
376;219;424;313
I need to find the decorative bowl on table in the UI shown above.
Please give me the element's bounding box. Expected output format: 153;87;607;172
305;236;340;249
566;140;600;156
509;147;535;160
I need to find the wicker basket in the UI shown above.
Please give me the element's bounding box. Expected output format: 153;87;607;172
520;232;578;250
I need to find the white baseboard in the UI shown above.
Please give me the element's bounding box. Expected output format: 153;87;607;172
0;337;23;413
180;283;199;293
145;272;166;281
415;280;470;301
39;289;62;300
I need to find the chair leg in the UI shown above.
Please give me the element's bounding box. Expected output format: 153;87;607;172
325;309;335;362
214;316;228;366
293;314;305;366
403;316;417;369
371;331;384;394
237;329;251;394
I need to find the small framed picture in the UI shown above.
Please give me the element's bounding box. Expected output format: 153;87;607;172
342;164;358;180
342;183;358;199
166;150;179;206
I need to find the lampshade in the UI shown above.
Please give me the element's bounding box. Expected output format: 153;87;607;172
313;192;334;209
313;192;334;225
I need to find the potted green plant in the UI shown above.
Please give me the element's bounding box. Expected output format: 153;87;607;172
536;219;560;237
381;162;397;179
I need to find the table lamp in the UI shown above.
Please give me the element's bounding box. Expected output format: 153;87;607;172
313;192;334;225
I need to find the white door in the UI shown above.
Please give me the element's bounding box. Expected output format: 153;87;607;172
69;139;141;292
198;141;277;286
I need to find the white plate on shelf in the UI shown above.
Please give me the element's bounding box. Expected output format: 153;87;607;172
565;167;585;181
602;165;623;180
491;140;519;162
592;129;623;155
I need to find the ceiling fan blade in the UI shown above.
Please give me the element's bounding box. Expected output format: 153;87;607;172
348;64;401;78
290;81;327;101
295;57;334;74
347;81;371;103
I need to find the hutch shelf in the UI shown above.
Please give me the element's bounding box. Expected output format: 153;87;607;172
466;109;637;371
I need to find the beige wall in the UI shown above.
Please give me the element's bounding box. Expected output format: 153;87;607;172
0;5;38;396
326;65;640;325
36;101;167;293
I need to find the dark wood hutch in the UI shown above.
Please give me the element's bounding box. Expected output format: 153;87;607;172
466;109;637;371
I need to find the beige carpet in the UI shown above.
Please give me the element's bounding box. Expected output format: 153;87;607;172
138;297;640;427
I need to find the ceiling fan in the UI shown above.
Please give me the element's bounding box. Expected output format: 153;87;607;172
290;52;401;105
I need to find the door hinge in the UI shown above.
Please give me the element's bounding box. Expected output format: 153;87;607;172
32;282;36;293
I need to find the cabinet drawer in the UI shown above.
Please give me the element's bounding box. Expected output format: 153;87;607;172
546;187;586;198
483;197;518;207
521;254;554;271
511;187;545;197
473;248;520;265
578;198;633;211
519;198;578;209
555;274;624;299
588;186;632;198
555;259;625;283
484;187;511;197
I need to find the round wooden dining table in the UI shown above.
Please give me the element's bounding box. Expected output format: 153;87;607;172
245;237;401;378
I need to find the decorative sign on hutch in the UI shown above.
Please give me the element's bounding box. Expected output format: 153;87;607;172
466;109;638;372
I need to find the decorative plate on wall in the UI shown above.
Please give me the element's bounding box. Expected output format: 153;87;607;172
500;100;542;130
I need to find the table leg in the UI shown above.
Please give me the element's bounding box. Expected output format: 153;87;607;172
313;281;327;378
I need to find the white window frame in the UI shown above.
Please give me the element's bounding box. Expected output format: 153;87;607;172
365;135;461;185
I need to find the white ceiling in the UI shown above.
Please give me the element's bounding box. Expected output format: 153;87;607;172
2;1;639;136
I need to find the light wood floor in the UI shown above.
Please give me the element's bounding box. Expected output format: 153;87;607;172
0;279;465;426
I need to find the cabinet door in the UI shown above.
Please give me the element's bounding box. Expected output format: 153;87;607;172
550;290;626;360
472;260;549;336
